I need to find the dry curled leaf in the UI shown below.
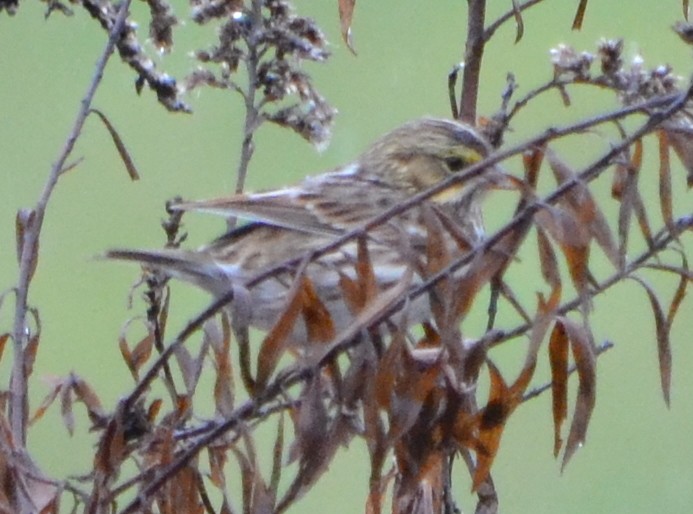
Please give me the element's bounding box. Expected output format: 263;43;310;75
547;150;619;268
119;329;155;381
89;109;140;181
629;276;676;407
510;0;524;43
0;333;9;364
572;0;589;30
665;126;693;187
337;0;357;54
15;208;38;282
657;130;675;233
559;317;596;470
548;320;569;456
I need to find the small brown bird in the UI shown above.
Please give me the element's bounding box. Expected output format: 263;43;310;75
106;118;507;341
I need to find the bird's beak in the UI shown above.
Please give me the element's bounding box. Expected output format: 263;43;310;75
483;166;522;192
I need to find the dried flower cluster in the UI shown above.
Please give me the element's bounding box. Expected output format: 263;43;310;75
549;39;681;105
188;0;336;146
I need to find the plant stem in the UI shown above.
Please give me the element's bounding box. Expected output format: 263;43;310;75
235;0;264;197
10;0;132;453
460;0;486;123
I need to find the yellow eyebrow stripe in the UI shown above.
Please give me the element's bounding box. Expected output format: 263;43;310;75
456;147;483;163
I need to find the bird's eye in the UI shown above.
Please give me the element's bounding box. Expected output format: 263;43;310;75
445;156;466;171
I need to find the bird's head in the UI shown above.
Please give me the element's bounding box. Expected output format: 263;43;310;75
359;117;507;204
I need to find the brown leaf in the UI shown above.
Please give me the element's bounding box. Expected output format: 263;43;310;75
270;413;285;498
510;0;524;42
282;378;337;508
209;315;234;416
15;208;38;282
630;276;672;406
657;130;675;232
337;0;357;54
148;399;163;422
60;379;75;436
470;351;537;490
526;289;560;385
121;332;154;381
375;329;404;410
355;235;379;305
548;320;569;456
71;373;105;423
24;331;40;378
89;109;140;181
423;205;453;324
666;255;689;329
339;236;378;314
388;344;442;440
315;269;413;367
94;417;127;480
614;141;644;268
523;145;545;189
547;151;619;268
453;227;528;321
30;377;64;425
632;188;655;249
472;361;510;490
208;446;228;489
174;343;197;394
560;317;596;470
535;205;590;296
666;127;693;187
611;139;642;200
0;333;9;364
157;466;204;514
572;0;588;30
256;275;306;390
301;276;335;343
536;227;562;300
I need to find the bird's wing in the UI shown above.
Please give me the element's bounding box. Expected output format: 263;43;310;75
172;166;404;236
174;188;342;236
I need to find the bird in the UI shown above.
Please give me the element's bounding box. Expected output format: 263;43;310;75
106;118;508;343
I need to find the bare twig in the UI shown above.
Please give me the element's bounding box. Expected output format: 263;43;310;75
235;0;265;198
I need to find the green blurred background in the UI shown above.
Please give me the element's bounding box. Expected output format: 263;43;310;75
1;0;692;512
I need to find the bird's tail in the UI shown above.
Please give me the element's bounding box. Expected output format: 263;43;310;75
104;248;223;291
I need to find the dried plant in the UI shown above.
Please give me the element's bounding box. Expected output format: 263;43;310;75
1;1;692;514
